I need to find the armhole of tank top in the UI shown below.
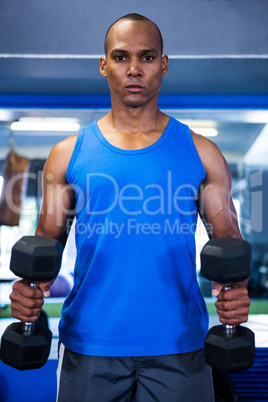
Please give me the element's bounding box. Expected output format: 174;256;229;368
66;127;84;184
183;125;206;183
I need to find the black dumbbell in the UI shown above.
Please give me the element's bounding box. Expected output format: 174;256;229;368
0;235;63;370
201;237;255;373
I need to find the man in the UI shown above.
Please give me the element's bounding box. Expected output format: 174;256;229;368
10;13;250;401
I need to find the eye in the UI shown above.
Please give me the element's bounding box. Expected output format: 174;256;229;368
142;55;155;62
115;55;126;62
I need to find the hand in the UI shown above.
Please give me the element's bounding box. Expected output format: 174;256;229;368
212;281;251;326
10;279;52;323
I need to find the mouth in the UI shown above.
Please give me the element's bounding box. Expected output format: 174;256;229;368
125;84;144;93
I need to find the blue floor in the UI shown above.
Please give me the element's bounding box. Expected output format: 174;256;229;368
0;360;57;402
229;348;268;402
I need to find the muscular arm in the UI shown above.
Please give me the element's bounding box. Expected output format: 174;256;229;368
35;135;77;245
195;133;241;239
10;135;77;322
191;130;250;326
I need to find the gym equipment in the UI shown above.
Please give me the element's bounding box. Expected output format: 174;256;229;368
50;275;71;297
0;151;29;226
201;237;255;373
212;368;239;402
0;235;63;370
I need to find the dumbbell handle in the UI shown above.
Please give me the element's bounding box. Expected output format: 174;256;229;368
222;284;236;335
22;282;38;336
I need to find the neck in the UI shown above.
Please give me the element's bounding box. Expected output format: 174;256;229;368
108;95;164;134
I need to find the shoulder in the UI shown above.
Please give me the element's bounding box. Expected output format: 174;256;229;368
43;134;78;182
189;128;229;182
189;128;222;162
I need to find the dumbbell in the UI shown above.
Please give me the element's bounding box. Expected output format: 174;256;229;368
201;237;255;373
0;235;63;370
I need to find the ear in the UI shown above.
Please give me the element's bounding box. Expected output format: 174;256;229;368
161;55;168;77
100;57;107;78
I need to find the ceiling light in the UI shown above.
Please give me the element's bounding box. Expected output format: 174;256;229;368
243;111;268;123
0;109;12;121
193;128;218;137
178;119;218;137
243;123;268;165
10;118;80;132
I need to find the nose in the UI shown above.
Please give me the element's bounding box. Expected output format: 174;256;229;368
127;59;142;77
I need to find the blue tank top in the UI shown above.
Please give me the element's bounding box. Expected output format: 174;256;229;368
59;116;209;356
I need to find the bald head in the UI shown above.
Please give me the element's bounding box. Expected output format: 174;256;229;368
104;13;163;56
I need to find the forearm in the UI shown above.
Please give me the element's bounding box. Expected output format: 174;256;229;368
35;209;75;248
35;225;68;248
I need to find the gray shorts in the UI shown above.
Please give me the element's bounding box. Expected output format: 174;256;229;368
57;343;214;402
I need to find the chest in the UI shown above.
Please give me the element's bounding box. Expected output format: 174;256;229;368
101;130;163;151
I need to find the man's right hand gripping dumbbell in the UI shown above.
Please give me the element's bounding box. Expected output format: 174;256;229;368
0;235;63;370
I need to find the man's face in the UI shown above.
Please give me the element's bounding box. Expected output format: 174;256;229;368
100;19;168;109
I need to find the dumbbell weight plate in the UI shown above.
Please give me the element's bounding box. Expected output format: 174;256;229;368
204;325;255;372
0;322;52;370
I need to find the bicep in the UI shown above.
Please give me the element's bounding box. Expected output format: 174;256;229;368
198;145;241;239
36;145;76;244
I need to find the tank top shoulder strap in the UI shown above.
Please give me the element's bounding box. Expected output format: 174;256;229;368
66;127;85;183
172;120;206;182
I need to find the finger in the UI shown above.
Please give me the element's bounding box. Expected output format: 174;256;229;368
216;298;250;325
38;281;53;298
12;280;44;299
216;286;249;301
10;287;44;307
215;286;251;325
215;291;250;313
212;282;222;297
10;293;44;322
215;295;251;311
10;303;43;323
10;280;44;322
216;306;250;325
10;290;44;316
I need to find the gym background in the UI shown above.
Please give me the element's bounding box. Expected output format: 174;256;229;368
0;0;267;400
